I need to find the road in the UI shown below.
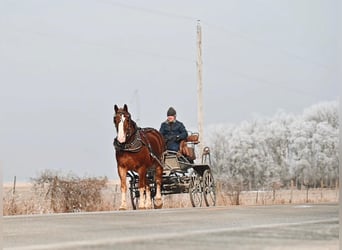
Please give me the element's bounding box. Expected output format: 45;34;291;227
3;203;338;250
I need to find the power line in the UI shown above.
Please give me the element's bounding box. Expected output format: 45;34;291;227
201;20;333;72
8;1;333;73
206;65;330;100
4;1;335;100
99;1;334;72
6;26;193;63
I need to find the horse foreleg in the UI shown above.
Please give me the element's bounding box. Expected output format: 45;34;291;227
154;165;163;209
118;166;128;210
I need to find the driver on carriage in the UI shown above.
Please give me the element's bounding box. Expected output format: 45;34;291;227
159;107;188;152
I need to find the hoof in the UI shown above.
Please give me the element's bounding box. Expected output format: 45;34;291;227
154;199;163;209
145;202;152;209
119;205;127;211
138;202;146;210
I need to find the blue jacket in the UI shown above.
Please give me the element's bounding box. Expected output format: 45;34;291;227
159;120;188;151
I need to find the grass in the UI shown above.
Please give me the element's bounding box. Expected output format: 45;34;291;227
3;178;339;215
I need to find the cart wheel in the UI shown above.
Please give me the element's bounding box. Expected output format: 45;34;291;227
129;179;139;210
203;169;216;207
189;172;202;207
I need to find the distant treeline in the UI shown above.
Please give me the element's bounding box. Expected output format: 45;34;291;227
208;101;339;190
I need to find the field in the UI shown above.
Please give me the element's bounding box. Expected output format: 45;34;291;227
3;180;339;215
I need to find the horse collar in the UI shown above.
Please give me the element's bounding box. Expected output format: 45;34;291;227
114;129;143;152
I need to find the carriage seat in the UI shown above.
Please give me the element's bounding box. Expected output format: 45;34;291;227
179;132;199;162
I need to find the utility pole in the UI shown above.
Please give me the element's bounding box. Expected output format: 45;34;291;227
196;20;204;155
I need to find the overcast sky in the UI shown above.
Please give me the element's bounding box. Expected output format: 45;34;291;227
1;0;338;182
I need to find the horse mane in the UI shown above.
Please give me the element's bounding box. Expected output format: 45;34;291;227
130;118;137;129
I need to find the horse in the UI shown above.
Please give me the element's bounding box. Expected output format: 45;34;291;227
113;104;165;210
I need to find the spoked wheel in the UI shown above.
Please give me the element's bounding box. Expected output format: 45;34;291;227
150;182;161;209
203;169;216;206
128;174;139;210
189;171;203;207
129;189;139;210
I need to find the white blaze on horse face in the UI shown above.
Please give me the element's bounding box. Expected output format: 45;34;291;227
117;115;126;143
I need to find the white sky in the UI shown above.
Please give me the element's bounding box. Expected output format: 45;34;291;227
1;0;339;182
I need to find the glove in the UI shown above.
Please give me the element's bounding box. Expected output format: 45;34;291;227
166;135;177;142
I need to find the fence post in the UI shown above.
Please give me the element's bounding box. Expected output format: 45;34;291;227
290;180;293;203
13;176;16;195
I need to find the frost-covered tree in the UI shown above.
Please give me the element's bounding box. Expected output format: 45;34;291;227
311;121;339;187
303;101;338;129
288;119;317;187
208;100;339;190
209;126;234;179
262;112;294;186
229;122;257;190
249;122;276;189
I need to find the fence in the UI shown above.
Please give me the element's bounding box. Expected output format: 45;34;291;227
3;180;339;215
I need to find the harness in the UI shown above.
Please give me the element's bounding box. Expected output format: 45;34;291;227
113;129;143;152
113;127;164;167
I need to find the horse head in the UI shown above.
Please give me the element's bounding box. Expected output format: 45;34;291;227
114;104;136;143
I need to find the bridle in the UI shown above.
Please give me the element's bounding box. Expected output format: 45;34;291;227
118;111;137;140
114;110;141;151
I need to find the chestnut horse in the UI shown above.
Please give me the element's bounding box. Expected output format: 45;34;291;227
113;104;165;210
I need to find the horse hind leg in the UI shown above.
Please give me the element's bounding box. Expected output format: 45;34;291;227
138;169;154;209
154;185;163;209
138;170;147;209
138;186;146;209
145;184;152;209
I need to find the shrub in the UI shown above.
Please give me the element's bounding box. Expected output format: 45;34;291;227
31;170;108;213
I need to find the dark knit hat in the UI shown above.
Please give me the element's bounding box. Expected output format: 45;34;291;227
167;107;176;116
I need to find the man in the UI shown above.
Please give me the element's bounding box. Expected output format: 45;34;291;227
159;107;188;152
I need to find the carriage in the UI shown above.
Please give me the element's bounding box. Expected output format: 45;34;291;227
113;104;216;210
126;132;216;209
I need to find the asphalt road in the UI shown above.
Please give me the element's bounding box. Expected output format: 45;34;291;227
3;203;338;250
